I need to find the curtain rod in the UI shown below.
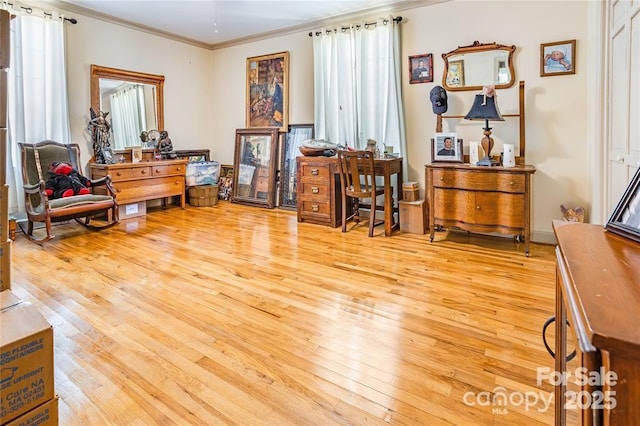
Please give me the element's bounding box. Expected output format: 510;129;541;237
308;16;402;37
1;1;78;24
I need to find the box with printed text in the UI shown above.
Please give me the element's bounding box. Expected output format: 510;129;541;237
0;290;55;424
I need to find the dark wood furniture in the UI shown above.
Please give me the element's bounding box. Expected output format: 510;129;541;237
425;163;535;255
296;155;403;236
89;159;187;210
337;150;387;237
19;141;119;243
553;221;640;425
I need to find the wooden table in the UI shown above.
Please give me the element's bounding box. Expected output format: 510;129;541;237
553;221;640;425
297;156;403;236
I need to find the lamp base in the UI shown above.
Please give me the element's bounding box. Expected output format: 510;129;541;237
476;156;499;167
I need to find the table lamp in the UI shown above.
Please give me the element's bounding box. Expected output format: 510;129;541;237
464;90;504;166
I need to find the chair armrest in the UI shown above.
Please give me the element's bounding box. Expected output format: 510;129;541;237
23;181;44;194
89;175;117;199
22;180;51;214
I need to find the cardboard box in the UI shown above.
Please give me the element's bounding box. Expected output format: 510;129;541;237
118;201;147;220
1;291;55;424
399;199;427;234
403;189;420;202
5;396;58;426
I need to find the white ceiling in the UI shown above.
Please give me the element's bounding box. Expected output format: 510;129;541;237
51;0;438;49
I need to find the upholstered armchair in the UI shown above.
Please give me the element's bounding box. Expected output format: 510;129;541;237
19;140;119;243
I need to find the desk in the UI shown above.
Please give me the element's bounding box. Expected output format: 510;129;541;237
297;156;403;236
553;221;640;425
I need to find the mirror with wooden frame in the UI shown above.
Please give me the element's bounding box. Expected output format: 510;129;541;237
90;64;165;150
231;128;279;208
442;41;516;91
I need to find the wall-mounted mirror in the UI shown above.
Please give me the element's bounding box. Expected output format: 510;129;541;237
90;65;164;150
442;41;516;91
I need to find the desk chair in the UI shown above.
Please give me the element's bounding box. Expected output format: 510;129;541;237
337;150;388;237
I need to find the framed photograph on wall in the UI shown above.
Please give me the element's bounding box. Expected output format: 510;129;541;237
540;39;576;77
246;51;289;131
605;168;640;243
432;133;463;163
409;53;433;84
445;60;464;87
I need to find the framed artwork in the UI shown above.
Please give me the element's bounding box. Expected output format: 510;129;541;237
101;146;115;164
605;168;640;243
218;164;234;201
445;60;464;87
232;128;279;208
246;51;289;131
409;53;433;84
130;146;142;163
432;133;463;163
280;124;314;210
540;39;576;77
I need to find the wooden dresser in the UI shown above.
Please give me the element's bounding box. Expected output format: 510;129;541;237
553;221;640;425
296;156;343;227
425;163;536;255
89;159;187;209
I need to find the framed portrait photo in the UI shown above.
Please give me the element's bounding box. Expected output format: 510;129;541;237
445;60;464;87
540;39;576;77
409;53;433;84
246;51;289;131
101;146;115;164
432;133;463;163
605;168;640;243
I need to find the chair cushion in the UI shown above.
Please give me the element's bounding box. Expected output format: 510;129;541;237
49;194;114;210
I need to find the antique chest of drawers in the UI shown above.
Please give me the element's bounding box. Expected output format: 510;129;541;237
90;159;187;210
296;156;343;227
425;163;536;255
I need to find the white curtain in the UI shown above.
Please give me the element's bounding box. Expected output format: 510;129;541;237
110;85;145;150
312;17;407;164
5;6;70;214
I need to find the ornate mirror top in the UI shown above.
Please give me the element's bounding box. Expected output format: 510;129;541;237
442;41;516;92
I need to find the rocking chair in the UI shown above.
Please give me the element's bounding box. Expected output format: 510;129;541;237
19;140;119;243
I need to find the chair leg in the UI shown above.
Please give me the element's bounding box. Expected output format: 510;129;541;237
341;193;347;233
369;195;376;237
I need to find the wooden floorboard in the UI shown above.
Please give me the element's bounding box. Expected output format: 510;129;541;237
8;202;563;425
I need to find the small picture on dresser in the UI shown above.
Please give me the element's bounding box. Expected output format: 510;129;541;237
432;133;463;163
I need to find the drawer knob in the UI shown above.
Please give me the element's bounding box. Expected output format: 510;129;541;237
311;204;319;212
116;172;122;176
510;181;515;185
440;177;444;181
311;186;319;194
476;205;481;210
141;169;147;174
311;168;319;176
155;169;161;173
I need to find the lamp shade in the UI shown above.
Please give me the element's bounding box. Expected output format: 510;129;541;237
464;94;504;121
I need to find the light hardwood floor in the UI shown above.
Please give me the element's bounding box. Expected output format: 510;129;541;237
10;202;561;425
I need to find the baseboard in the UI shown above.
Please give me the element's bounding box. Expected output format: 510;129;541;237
531;230;556;245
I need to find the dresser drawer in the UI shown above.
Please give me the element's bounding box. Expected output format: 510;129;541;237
432;169;525;193
300;182;330;199
299;163;331;180
113;176;184;203
152;163;185;177
299;200;331;218
111;166;152;181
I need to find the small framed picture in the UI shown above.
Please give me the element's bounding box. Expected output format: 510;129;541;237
432;133;463;163
409;54;433;84
101;146;115;164
130;146;142;163
446;60;464;87
605;168;640;243
218;164;234;201
540;39;576;76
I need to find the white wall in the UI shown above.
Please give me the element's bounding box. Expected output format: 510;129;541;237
65;14;214;165
63;0;589;242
